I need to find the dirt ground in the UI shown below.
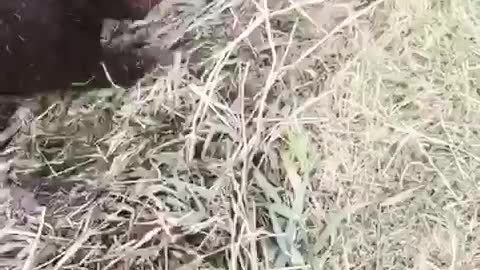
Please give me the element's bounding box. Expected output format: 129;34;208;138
2;0;480;269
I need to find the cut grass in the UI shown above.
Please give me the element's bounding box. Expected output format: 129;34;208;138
2;0;480;269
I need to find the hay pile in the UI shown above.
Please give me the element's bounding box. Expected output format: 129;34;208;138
3;0;480;269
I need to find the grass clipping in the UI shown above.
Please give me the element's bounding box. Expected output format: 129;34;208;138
2;0;480;269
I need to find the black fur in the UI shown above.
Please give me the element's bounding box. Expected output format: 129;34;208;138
0;0;159;96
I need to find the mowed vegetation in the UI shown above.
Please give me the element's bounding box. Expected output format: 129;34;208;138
2;0;480;269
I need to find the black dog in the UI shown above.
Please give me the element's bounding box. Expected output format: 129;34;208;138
0;0;161;96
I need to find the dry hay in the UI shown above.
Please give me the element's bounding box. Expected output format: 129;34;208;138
2;0;480;269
